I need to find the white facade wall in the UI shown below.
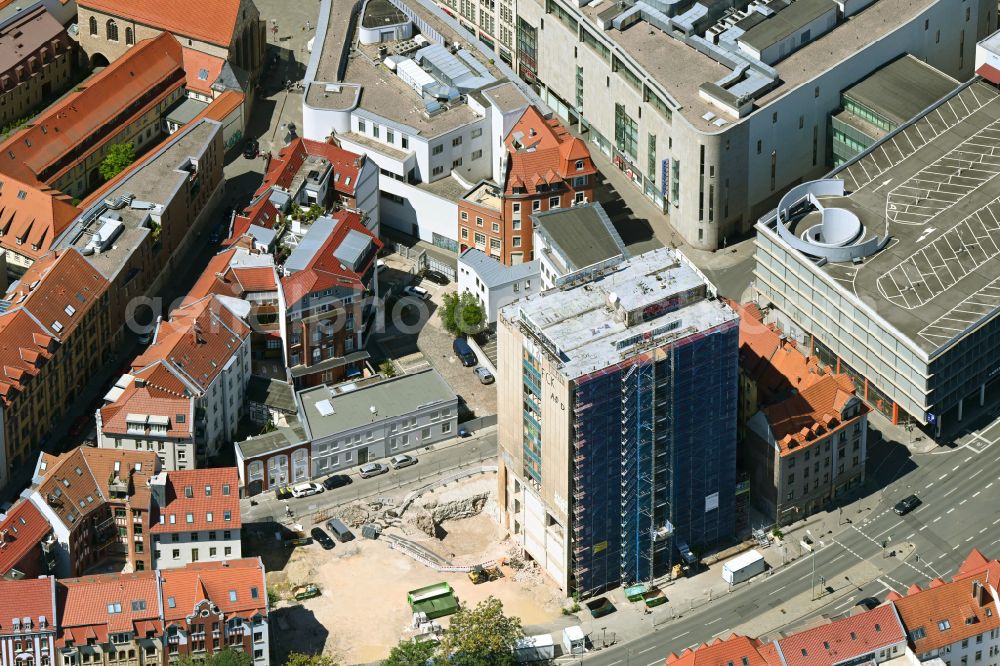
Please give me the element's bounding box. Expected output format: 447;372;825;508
200;337;251;457
502;474;570;591
379;178;458;242
95;430;196;471
152;529;242;569
0;631;56;666
354;158;381;234
457;259;540;323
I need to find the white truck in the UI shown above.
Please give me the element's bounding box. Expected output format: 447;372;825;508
514;634;555;662
562;625;586;655
722;549;766;585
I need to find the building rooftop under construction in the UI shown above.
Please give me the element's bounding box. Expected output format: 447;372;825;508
503;247;738;379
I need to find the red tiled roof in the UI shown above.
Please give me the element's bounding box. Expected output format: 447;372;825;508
0;175;78;261
0;308;57;405
100;380;194;439
763;374;867;454
280;210;381;307
893;561;1000;655
775;604;906;666
57;571;160;638
132;295;250;393
187;247;240;300
152;468;241;533
7;248;109;339
503;106;596;196
231;267;278;292
0;33;185;188
0;577;55;635
33;447;158;529
160;559;266;622
667;634;775;665
196;90;245;122
978;63;1000;85
77;0;243;47
182;48;225;95
252;137;363;203
0;500;52;578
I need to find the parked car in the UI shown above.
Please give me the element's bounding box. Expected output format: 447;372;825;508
274;486;293;500
323;474;352;490
310;527;335;550
243;138;259;159
474;367;494;384
291;482;324;498
376;259;387;273
327;518;355;542
292;584;321;600
403;285;429;299
458;425;471;437
453;337;477;367
422;269;449;285
855;597;880;610
359;462;388;478
390;454;417;470
893;494;921;515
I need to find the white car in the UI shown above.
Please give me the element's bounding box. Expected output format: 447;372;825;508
403;285;429;299
291;482;324;498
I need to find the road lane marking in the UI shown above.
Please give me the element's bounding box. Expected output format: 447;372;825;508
769;585;787;596
973;491;981;498
953;465;960;472
830;554;845;564
947;508;956;514
986;482;994;490
970;468;985;478
706;618;723;626
981;527;989;534
669;632;690;641
960;499;968;505
965;455;973;462
943;488;957;497
635;646;657;655
939;474;948;480
933;516;943;522
871;520;904;540
905;533;915;540
920;525;929;531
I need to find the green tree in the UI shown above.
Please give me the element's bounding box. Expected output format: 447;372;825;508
176;649;251;666
383;639;435;666
99;142;136;181
435;597;523;665
439;292;486;337
378;360;397;378
285;653;340;666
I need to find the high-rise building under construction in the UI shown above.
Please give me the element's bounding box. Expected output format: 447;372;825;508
496;247;739;597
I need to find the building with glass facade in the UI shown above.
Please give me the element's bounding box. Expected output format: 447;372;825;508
496;248;739;596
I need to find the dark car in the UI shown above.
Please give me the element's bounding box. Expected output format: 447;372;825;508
274;486;293;500
323;474;352;490
893;494;921;516
855;597;880;610
310;527;335;550
422;269;450;285
243;138;259;159
453;337;477;367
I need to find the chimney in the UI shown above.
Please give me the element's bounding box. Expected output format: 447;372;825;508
974;580;988;607
135;378;146;388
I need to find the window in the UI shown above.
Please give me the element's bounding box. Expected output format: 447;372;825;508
386;129;395;144
476;216;484;226
106;19;119;41
472;149;483;160
461;211;468;221
358;119;366;133
532;200;541;211
373;124;380;139
452;158;463;168
125;27;134;45
512;236;521;247
401;136;409;149
432;166;444;176
442;422;452;433
472;128;482;138
492;222;499;232
172;549;180;560
461;228;468;239
452;136;463;147
512;219;521;230
89;16;97;35
549;196;560;208
474;232;486;245
576;160;584;171
432;144;443;155
938;620;951;631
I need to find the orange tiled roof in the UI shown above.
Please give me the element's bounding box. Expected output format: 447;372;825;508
253;137;363;203
33;447;158;529
57;570;161;638
132;295;250;393
763;373;866;454
775;604;906;665
0;500;52;577
160;559;266;622
0;175;79;261
77;0;243;47
503;106;595;196
229;196;280;241
0;33;185;188
99;380;194;439
151;468;240;533
667;634;775;665
280;210;381;307
231;267;277;292
7;248;109;339
0;577;55;635
182;48;225;95
0;308;57;404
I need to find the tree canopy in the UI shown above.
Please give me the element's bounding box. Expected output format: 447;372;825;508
285;652;340;666
99;142;136;181
439;291;486;337
434;597;523;665
176;649;251;666
382;640;435;666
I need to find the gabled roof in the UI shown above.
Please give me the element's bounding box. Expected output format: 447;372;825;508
0;175;78;261
763;373;866;454
160;559;266;622
151;468;241;533
182;48;225;95
0;577;55;635
0;500;52;578
99;380;193;440
6;248;109;339
57;571;161;639
281;211;380;307
32;447;158;529
503;106;595;196
0;33;185;188
0;308;57;404
775;604;906;665
667;634;775;665
77;0;244;47
132;295;251;394
253;137;363;202
893;552;1000;655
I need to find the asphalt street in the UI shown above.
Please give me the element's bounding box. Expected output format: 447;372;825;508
583;436;1000;665
241;430;498;524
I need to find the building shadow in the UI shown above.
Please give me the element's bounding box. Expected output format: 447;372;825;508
270;605;330;665
241;519;298;571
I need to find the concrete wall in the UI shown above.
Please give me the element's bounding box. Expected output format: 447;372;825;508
379;178;458;242
457;256;540;322
152;530;242;568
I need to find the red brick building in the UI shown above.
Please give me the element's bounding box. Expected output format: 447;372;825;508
0;576;57;666
0;500;55;580
458;106;596;265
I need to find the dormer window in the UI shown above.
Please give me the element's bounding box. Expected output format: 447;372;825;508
576;160;584;170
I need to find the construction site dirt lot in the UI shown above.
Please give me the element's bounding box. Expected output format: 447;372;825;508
264;475;565;665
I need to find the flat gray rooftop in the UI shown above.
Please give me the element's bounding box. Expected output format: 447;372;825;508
59;120;220;282
531;203;627;272
459;248;538;288
300;369;456;438
739;0;834;52
843;55;958;126
577;0;937;131
362;0;408;29
505;247;736;379
770;80;1000;356
236;415;308;459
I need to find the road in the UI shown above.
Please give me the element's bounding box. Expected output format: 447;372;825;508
241;430;498;523
584;438;1000;665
